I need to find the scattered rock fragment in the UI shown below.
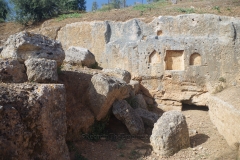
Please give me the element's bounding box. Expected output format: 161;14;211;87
150;110;190;156
134;108;160;127
88;73;130;120
112;100;145;135
65;46;96;67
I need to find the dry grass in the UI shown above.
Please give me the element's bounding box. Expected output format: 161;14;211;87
0;0;240;44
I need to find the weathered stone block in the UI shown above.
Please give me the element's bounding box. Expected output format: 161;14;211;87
112;100;145;135
88;73;130;120
65;46;96;67
0;58;27;83
0;83;69;160
1;31;65;66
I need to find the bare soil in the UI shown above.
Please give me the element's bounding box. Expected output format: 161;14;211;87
68;104;238;160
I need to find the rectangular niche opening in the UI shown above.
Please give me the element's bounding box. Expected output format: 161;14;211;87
165;50;184;70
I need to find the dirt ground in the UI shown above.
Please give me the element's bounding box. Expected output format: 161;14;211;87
69;104;238;160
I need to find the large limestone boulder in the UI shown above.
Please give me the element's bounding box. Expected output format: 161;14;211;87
112;100;145;135
134;108;160;127
88;73;130;120
0;83;69;160
0;58;27;83
132;94;148;109
102;68;131;83
25;58;58;83
150;110;190;156
1;31;65;66
65;46;96;67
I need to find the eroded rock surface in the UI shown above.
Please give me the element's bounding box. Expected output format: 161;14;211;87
1;31;65;66
88;73;130;120
58;69;95;141
102;68;131;83
0;83;69;160
150;110;190;156
65;46;96;67
134;108;160;127
25;58;58;83
112;100;145;135
0;58;27;83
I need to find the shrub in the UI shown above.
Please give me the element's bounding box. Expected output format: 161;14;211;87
177;8;195;14
57;13;82;21
0;0;10;22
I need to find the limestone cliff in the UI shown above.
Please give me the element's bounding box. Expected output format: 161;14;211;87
55;14;240;149
56;14;240;107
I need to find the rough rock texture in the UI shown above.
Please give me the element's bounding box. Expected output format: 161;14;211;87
0;83;69;160
88;73;130;120
39;25;61;40
143;95;154;105
0;58;27;83
150;110;190;156
133;94;148;110
129;80;140;95
208;87;240;149
25;58;58;83
134;108;160;127
112;100;145;135
102;68;131;83
58;69;95;141
57;14;240;108
56;14;240;148
57;21;109;65
1;31;65;66
65;46;96;67
0;46;3;53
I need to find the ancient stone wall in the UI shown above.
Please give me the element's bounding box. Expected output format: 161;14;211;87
57;14;240;104
56;14;240;149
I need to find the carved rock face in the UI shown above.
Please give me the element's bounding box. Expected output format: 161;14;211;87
150;110;190;156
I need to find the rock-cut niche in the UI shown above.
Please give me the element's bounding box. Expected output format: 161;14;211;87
149;50;161;63
190;53;201;66
165;50;184;70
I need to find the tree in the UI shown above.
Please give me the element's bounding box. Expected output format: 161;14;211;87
110;0;121;9
92;1;98;11
63;0;86;11
10;0;86;25
122;0;126;8
0;0;10;22
11;0;62;24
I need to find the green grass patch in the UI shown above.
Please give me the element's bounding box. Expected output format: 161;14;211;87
177;8;195;14
219;77;226;83
213;6;220;12
57;13;82;21
133;0;167;12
